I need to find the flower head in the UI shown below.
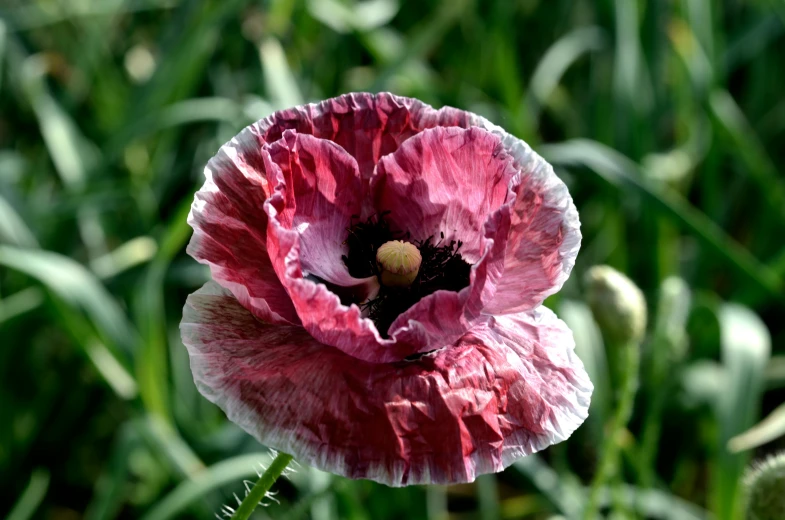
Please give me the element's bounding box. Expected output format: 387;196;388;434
181;92;591;486
744;451;785;520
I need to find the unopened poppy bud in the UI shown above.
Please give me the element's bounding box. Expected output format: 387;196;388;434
376;240;421;287
744;451;785;520
584;265;647;345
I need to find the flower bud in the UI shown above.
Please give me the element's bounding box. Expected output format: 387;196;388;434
744;451;785;520
376;240;422;287
584;265;647;345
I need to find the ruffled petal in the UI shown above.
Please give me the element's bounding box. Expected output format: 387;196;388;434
371;126;516;260
264;130;378;300
440;111;582;313
186;125;299;325
253;92;446;178
264;129;509;363
182;282;591;486
371;125;519;343
264;136;415;363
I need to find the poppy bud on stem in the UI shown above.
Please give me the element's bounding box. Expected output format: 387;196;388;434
376;240;422;287
582;266;648;519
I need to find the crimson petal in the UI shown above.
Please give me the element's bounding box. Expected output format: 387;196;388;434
186;126;299;325
182;282;592;486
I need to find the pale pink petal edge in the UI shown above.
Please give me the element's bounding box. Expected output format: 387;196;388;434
181;281;592;486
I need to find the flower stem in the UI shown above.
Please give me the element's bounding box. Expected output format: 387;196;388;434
231;452;293;520
583;341;640;519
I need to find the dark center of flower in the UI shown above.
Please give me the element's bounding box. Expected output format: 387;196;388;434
341;213;471;337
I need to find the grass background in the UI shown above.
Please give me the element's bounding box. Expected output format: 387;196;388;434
1;0;784;518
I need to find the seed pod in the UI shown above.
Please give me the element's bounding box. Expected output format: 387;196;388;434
376;240;422;287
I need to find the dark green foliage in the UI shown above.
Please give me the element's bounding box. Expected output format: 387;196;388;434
1;0;784;518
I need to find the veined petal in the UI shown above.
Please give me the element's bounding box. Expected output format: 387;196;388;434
253;92;444;178
445;112;582;313
372;126;516;261
265;130;376;296
181;282;592;487
186;125;299;325
371;125;518;343
264;129;506;363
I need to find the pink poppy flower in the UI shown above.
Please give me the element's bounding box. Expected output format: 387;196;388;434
181;92;591;486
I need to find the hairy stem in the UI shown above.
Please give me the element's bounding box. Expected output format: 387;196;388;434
231;452;293;520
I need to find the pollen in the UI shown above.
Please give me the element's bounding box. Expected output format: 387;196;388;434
376;240;422;287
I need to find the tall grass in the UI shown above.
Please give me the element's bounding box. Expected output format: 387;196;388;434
1;0;784;518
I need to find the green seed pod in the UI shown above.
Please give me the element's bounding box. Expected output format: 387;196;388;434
745;451;785;520
584;265;647;346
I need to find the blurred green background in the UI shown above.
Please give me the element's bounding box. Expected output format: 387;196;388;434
1;0;784;518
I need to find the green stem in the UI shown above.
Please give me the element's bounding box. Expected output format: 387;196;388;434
583;342;640;519
231;452;293;520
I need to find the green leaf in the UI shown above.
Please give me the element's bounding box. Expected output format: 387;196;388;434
597;485;710;520
712;303;771;519
513;455;585;518
728;401;785;453
0;245;137;354
708;89;785;221
0;194;37;248
308;0;399;33
7;468;50;520
559;300;610;426
134;197;192;423
260;37;304;110
527;26;605;115
0;287;44;324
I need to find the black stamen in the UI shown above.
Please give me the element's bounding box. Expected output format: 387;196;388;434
341;214;471;337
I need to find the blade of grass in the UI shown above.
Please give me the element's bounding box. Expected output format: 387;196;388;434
10;38;108;259
90;236;157;279
476;474;500;520
0;287;44;324
426;485;448;520
7;468;50;520
540;139;783;298
307;0;399;34
1;0;179;31
708;89;785;221
558;300;610;434
0;193;37;248
103;97;247;162
137;415;204;479
711;303;771;519
369;0;468;92
0;245;138;355
134;197;191;423
84;424;138;520
0;18;6;90
728;401;785;453
260;37;304;109
49;298;138;399
513;455;585;518
596;484;710;520
527;26;606;118
133;0;246;115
